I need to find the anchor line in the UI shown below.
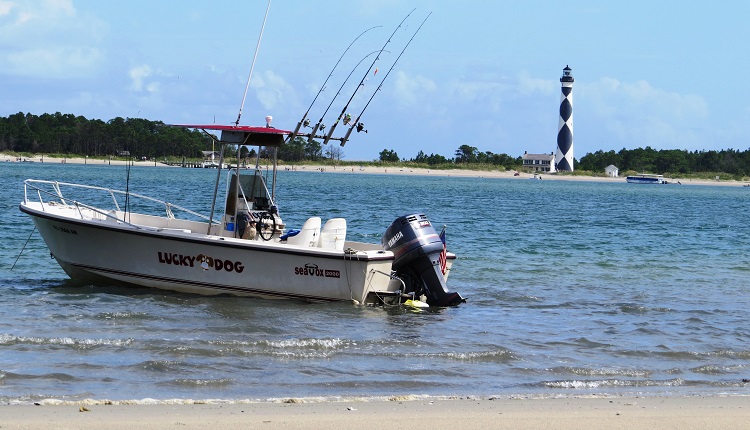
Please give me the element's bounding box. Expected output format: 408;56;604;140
10;226;36;271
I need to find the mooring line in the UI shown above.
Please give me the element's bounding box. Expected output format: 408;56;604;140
11;226;37;271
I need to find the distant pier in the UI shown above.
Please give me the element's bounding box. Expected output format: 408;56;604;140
163;160;204;168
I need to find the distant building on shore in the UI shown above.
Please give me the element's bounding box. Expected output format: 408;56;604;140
522;151;556;173
605;165;619;177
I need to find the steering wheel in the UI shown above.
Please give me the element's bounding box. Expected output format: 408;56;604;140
257;212;276;241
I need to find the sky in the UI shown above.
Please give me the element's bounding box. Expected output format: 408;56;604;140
2;0;750;162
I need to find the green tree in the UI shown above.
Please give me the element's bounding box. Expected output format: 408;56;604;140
379;149;399;162
454;144;478;163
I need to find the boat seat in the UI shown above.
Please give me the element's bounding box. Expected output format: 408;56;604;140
285;216;321;247
318;218;347;250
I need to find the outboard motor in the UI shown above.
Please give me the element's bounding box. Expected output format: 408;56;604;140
382;214;465;306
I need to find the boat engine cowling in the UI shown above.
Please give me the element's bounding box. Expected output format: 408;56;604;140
382;214;465;307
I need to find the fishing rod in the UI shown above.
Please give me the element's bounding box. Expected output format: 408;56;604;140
289;25;381;142
235;0;272;126
322;9;415;146
341;12;432;146
306;49;384;143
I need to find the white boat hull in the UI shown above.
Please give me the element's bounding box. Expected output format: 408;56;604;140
21;202;414;303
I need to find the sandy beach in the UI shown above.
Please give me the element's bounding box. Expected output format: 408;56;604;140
2;153;746;187
2;396;748;429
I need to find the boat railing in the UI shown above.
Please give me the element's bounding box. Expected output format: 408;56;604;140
23;179;220;228
370;269;406;291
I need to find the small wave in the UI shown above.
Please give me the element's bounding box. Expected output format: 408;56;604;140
548;366;652;378
618;303;674;314
629;327;667;336
542;378;686;389
263;338;349;349
442;350;518;363
93;311;151;320
691;363;750;375
0;370;80;382
0;333;134;348
572;337;612;348
626;349;750;360
137;360;186;372
162;378;235;388
209;337;350;350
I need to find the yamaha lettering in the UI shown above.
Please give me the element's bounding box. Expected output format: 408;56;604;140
387;231;403;248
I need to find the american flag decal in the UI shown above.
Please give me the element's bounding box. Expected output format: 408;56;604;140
439;227;447;275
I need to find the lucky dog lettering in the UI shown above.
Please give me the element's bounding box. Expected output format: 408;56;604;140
158;252;245;273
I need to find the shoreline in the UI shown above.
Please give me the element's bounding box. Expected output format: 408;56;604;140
3;153;748;187
3;395;749;429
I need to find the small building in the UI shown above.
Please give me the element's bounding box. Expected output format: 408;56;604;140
201;151;219;163
522;151;556;173
605;164;619;178
200;150;224;168
116;150;130;157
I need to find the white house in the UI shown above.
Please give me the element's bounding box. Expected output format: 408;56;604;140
605;165;619;178
522;152;556;173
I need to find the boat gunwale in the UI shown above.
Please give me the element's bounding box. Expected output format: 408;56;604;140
19;202;405;262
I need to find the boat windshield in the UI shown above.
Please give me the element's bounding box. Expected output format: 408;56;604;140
225;171;273;214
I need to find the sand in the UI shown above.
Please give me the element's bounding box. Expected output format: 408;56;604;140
1;396;748;429
3;153;746;187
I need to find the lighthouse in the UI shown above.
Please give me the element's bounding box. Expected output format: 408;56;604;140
556;65;574;171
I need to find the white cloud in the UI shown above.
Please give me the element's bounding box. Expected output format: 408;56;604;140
583;77;708;121
578;77;710;150
392;70;437;106
129;65;153;92
0;0;14;16
6;46;102;78
251;70;297;111
0;0;106;78
517;71;556;95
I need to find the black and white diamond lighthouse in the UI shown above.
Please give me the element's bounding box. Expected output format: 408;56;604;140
555;65;574;171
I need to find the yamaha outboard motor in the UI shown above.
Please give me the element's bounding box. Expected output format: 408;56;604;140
382;214;465;306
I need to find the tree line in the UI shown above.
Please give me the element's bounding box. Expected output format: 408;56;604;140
379;144;521;170
0;112;522;168
0;112;211;159
578;147;750;177
3;112;749;176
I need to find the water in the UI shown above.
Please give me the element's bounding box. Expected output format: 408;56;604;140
2;161;750;403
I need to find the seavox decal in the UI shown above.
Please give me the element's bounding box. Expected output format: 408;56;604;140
294;263;340;278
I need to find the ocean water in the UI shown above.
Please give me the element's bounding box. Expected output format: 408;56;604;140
2;161;750;403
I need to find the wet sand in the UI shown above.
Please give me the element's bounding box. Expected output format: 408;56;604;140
2;396;748;430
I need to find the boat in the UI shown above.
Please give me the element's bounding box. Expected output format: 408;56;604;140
19;124;464;306
18;7;464;307
626;173;668;184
